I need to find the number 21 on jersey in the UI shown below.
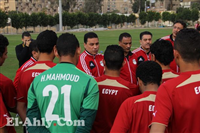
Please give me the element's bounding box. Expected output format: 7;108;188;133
43;85;71;121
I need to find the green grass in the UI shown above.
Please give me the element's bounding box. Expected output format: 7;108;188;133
1;28;172;133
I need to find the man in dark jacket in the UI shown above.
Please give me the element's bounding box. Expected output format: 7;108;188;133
15;32;32;67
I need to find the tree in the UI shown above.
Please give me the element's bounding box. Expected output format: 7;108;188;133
154;12;161;27
146;11;155;22
162;11;170;22
176;8;191;21
127;14;136;23
62;12;69;30
191;8;199;23
37;12;49;30
154;12;161;21
146;11;156;27
76;12;88;26
99;14;110;28
21;13;30;31
132;1;139;13
120;15;127;26
139;11;147;25
109;13;122;28
169;13;176;23
87;13;99;27
132;0;145;13
191;2;200;10
48;15;56;29
0;10;8;28
9;12;23;33
54;13;59;24
30;12;39;32
67;13;78;29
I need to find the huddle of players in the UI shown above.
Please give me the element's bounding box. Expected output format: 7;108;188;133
1;19;200;133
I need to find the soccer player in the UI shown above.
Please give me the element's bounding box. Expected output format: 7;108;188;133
76;32;104;77
160;20;186;72
91;45;139;133
17;30;57;123
15;32;32;67
26;33;99;133
0;34;16;133
132;31;152;65
150;39;179;83
110;61;162;133
150;28;200;133
118;33;138;84
14;40;39;90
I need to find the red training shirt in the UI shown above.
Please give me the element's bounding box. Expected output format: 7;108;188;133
120;51;137;84
76;50;104;77
91;75;140;133
110;91;156;133
17;61;56;104
162;69;179;83
132;46;151;65
0;92;16;133
14;57;37;90
0;73;16;108
151;70;200;133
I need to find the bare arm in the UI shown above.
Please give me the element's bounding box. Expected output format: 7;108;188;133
0;127;8;133
149;123;166;133
17;101;27;122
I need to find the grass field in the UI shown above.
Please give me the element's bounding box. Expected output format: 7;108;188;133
1;28;172;133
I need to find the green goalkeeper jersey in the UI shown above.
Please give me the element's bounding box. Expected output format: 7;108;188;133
26;63;99;133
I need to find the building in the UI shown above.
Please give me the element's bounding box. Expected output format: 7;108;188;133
102;0;133;14
16;0;58;15
180;0;200;8
146;0;180;12
0;0;16;12
0;0;58;15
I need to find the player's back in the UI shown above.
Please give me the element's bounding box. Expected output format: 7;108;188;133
153;70;200;133
162;69;179;83
17;61;56;104
110;91;156;133
29;63;99;132
91;75;139;133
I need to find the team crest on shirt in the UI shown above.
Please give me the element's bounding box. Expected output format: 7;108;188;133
89;61;96;69
138;56;144;65
132;59;137;65
100;60;104;67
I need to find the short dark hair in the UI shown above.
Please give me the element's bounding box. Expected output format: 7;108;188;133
56;33;80;57
197;26;200;31
140;31;152;40
22;31;31;38
174;28;200;63
136;61;162;86
119;32;131;42
0;34;9;57
173;20;187;29
104;45;124;70
36;30;58;54
84;32;98;43
150;39;174;66
29;40;38;56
